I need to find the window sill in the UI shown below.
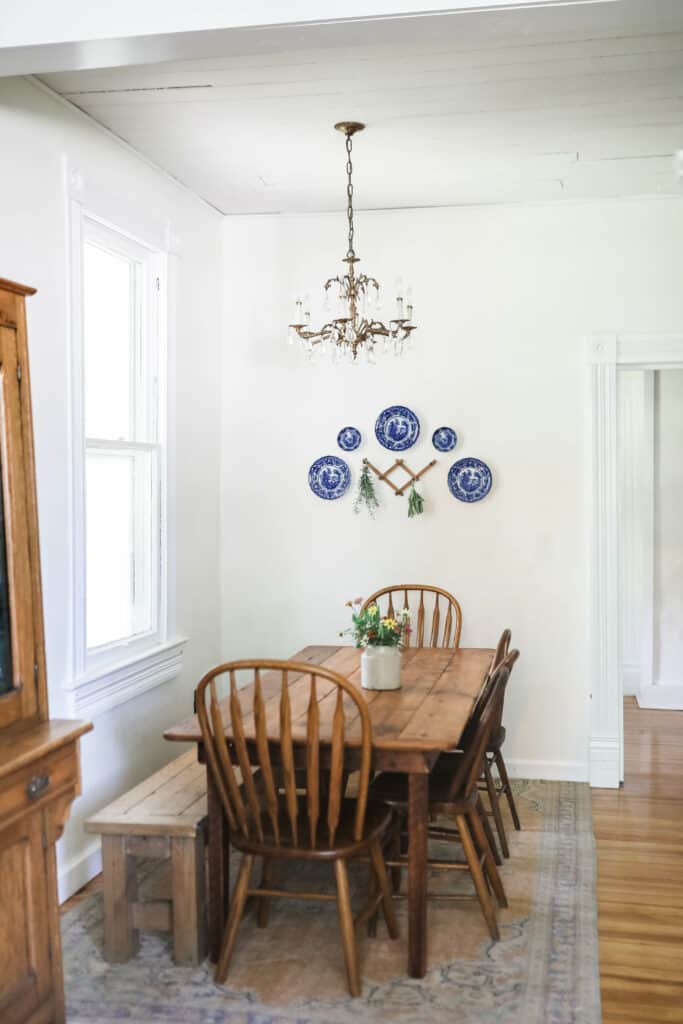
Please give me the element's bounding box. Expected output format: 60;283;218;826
64;637;188;719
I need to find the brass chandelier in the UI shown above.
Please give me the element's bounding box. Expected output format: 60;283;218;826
287;121;417;362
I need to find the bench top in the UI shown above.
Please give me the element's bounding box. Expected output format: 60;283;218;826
86;751;207;838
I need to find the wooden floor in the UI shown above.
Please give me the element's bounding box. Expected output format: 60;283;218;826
593;697;683;1024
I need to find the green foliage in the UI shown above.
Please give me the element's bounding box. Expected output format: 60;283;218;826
407;482;425;517
354;462;380;516
340;599;411;648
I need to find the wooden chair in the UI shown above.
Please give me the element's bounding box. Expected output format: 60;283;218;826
434;641;521;860
481;635;521;857
362;584;462;648
195;659;399;997
368;661;512;940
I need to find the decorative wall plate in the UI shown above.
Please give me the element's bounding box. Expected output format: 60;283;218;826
308;455;351;500
432;427;457;452
447;457;492;503
375;405;420;451
337;426;362;451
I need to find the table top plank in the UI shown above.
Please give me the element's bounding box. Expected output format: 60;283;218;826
164;645;493;755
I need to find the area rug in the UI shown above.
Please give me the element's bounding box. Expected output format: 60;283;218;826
61;780;601;1024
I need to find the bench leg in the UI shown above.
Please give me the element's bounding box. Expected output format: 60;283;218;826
102;835;139;962
171;834;207;965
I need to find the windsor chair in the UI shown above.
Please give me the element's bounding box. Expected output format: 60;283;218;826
368;660;513;939
195;659;398;997
361;584;462;648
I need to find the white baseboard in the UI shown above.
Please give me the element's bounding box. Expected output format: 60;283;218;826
589;736;620;788
637;683;683;710
58;837;102;905
504;758;589;783
622;663;640;697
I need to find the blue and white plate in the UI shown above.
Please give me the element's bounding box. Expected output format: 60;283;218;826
447;458;492;503
432;426;457;452
308;455;351;500
337;426;361;452
375;405;420;451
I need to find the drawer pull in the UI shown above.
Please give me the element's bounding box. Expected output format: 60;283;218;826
27;774;50;800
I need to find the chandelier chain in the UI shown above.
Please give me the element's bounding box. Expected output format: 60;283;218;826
345;132;355;260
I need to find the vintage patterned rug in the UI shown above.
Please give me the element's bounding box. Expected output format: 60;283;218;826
61;780;601;1024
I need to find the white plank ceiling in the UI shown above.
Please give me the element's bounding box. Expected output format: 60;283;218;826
39;0;683;213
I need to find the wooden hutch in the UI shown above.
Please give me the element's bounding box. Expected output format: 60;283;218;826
0;278;92;1024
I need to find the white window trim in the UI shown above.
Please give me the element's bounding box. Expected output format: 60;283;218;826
65;198;185;717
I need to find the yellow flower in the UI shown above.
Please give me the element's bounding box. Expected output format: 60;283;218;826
382;617;398;629
367;604;378;615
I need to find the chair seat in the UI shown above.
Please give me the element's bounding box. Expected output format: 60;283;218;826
368;771;474;815
230;796;394;860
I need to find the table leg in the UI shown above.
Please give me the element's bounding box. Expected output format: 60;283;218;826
407;772;429;978
207;764;231;962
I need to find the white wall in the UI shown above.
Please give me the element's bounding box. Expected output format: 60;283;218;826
221;198;683;781
0;77;223;897
654;369;683;686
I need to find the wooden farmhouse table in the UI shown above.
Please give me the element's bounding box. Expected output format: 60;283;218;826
164;643;493;979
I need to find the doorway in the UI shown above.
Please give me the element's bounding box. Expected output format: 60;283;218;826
587;333;683;788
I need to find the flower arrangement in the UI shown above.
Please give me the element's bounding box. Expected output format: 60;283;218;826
341;598;411;648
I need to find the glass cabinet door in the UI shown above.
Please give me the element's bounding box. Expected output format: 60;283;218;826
0;452;12;695
0;318;38;727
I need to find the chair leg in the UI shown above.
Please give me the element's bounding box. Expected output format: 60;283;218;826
257;857;273;928
483;757;510;859
477;793;502;867
214;854;253;985
334;859;361;997
369;839;399;939
468;806;508;910
495;750;521;831
390;816;403;893
455;813;499;941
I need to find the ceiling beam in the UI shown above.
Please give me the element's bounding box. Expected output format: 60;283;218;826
0;1;618;76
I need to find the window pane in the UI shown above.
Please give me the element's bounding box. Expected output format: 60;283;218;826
83;241;136;441
86;449;154;650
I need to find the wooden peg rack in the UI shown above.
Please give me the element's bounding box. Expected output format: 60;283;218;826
363;457;437;497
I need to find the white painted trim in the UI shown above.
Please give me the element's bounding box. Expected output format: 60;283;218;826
67;194;174;704
64;636;187;718
58;837;102;904
617;369;654;704
588;736;621;789
587;332;683;788
638;684;683;711
504;758;589;783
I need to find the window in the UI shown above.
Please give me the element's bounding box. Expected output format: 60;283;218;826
66;211;182;716
82;224;161;655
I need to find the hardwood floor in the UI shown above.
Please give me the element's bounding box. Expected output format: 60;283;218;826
593;697;683;1024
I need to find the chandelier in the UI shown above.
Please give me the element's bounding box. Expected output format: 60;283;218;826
287;121;417;362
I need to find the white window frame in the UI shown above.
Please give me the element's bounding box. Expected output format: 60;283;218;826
65;201;184;718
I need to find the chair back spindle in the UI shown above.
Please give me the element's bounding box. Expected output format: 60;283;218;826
362;585;462;649
196;660;373;852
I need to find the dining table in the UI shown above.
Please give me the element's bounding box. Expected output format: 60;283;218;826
163;642;493;979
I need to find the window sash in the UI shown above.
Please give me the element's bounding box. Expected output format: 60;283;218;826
74;212;166;676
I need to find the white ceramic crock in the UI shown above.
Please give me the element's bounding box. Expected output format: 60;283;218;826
360;645;402;690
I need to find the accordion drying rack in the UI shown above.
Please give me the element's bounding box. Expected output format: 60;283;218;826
363;456;437;497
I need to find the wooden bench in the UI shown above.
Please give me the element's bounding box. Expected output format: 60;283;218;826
86;750;208;965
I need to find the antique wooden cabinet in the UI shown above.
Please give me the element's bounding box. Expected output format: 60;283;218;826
0;278;92;1024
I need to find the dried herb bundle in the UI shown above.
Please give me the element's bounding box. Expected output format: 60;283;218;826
354;462;380;516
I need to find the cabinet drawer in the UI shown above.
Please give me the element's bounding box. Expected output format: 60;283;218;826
0;742;78;825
